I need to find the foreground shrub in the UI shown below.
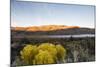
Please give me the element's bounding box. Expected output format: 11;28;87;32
20;43;67;65
20;44;38;64
37;43;57;62
56;44;66;62
33;50;55;64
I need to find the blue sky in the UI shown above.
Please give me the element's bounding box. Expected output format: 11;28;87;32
11;0;95;28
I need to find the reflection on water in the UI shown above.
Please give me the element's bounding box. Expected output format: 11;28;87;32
14;34;95;39
32;34;95;38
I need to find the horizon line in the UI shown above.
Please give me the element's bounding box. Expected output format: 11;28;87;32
11;24;95;29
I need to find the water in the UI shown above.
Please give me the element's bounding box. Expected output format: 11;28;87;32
13;34;95;39
30;34;95;38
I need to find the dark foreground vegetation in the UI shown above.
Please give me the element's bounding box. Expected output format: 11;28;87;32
11;37;95;67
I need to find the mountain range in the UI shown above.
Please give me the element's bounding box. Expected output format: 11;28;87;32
11;25;80;32
11;25;95;35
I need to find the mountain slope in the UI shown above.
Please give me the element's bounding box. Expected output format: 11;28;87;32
11;25;95;36
11;25;80;32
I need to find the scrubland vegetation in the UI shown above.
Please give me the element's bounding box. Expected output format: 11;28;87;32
11;37;95;66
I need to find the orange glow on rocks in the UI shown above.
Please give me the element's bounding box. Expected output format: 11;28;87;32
13;25;80;32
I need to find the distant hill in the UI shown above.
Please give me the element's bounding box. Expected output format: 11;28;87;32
11;25;95;36
11;25;80;32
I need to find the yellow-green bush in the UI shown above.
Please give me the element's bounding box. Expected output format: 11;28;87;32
56;44;66;63
20;44;38;64
33;50;55;64
20;43;67;65
37;43;57;62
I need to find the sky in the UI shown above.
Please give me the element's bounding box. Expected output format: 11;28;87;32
11;0;95;28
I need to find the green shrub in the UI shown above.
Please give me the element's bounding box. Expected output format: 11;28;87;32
38;43;57;62
33;50;55;64
20;44;38;64
20;43;67;65
56;44;66;63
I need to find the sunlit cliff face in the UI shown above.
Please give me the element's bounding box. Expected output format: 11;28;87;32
12;25;80;31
